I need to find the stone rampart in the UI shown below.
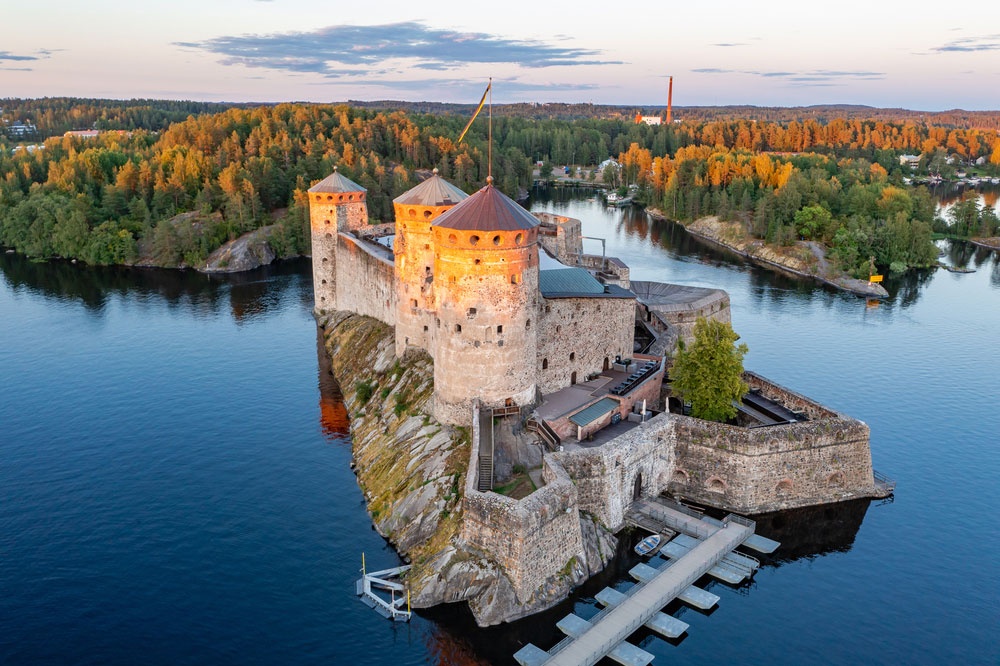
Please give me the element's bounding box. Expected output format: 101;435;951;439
534;212;582;262
669;375;876;513
335;233;397;326
461;403;586;606
554;414;676;530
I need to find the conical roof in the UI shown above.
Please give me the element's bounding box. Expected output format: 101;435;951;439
394;170;468;207
431;182;538;232
308;167;366;194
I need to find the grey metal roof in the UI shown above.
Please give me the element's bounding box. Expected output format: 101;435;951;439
431;183;539;232
308;168;366;194
539;268;606;296
569;397;620;427
394;171;468;207
629;281;727;312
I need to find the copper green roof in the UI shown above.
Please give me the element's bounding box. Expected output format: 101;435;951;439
569;398;620;427
539;268;606;296
394;171;468;207
431;183;539;232
308;168;366;194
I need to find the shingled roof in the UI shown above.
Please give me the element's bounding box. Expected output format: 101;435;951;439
394;170;468;207
308;167;366;194
431;181;539;232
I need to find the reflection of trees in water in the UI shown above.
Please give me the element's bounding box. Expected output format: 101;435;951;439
888;266;936;308
315;325;350;440
0;252;311;321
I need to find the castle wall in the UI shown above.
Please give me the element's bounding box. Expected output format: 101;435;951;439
335;234;397;326
537;296;635;394
668;376;876;513
554;414;676;530
461;403;585;605
534;212;583;263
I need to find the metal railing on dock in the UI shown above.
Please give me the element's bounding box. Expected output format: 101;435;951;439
356;553;411;622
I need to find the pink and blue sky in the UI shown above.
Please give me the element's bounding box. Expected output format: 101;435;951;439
2;0;998;110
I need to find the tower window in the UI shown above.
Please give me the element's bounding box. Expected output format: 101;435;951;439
475;259;481;266
525;319;531;329
467;308;477;317
511;274;519;284
515;233;523;245
409;208;416;217
325;219;331;225
570;352;576;361
411;299;418;308
455;324;462;333
423;325;428;332
497;325;503;334
493;235;502;246
542;358;548;370
423;210;432;218
448;234;457;244
470;235;480;246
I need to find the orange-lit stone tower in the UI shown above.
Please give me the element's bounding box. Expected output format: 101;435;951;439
393;169;468;356
307;167;369;312
430;178;540;425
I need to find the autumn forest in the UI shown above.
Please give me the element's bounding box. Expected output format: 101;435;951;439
1;98;998;275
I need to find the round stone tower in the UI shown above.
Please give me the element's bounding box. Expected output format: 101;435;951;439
430;179;540;426
393;169;468;356
307;167;368;312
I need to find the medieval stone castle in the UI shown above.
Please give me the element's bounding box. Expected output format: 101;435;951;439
310;167;891;623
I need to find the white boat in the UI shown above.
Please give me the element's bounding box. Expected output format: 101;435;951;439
634;534;662;556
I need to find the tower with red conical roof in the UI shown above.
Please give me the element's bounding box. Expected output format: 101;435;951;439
393;169;468;356
307;167;368;312
430;178;539;425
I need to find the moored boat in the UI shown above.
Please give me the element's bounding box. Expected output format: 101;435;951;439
634;533;662;556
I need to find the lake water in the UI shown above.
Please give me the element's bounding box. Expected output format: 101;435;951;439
2;189;998;665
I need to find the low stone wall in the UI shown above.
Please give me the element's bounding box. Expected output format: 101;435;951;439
555;414;676;530
460;402;587;612
534;212;582;262
745;371;837;420
335;233;397;326
669;375;877;513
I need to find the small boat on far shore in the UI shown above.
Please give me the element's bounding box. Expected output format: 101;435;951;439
634;533;662;556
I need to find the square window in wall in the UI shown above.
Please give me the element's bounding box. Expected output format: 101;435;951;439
497;325;503;334
455;324;462;333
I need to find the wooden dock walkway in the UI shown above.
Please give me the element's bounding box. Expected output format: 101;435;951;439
515;498;778;666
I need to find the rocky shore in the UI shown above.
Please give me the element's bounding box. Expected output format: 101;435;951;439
317;310;614;625
647;209;889;298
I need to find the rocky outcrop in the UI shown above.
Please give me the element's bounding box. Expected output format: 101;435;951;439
319;311;615;625
649;211;888;298
200;226;277;273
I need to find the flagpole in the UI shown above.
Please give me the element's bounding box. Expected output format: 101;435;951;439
488;77;493;181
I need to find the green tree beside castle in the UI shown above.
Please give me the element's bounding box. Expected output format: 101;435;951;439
670;317;749;423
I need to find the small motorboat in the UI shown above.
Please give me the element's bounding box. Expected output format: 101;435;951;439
634;533;662;556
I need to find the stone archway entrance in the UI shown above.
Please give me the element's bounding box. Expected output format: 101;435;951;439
633;473;643;501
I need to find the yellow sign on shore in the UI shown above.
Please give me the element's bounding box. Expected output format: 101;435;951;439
869;275;883;283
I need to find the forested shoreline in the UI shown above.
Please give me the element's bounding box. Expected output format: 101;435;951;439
1;98;998;274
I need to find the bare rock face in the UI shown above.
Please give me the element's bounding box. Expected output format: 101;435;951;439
319;311;619;627
200;226;276;273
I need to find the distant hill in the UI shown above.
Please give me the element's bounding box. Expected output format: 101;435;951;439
344;100;1000;130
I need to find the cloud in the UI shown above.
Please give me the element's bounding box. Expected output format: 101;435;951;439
1;67;33;72
712;43;748;47
306;76;598;95
932;34;1000;52
692;67;884;81
177;21;622;79
0;51;38;62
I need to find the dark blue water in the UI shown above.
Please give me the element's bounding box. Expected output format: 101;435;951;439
2;189;998;665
